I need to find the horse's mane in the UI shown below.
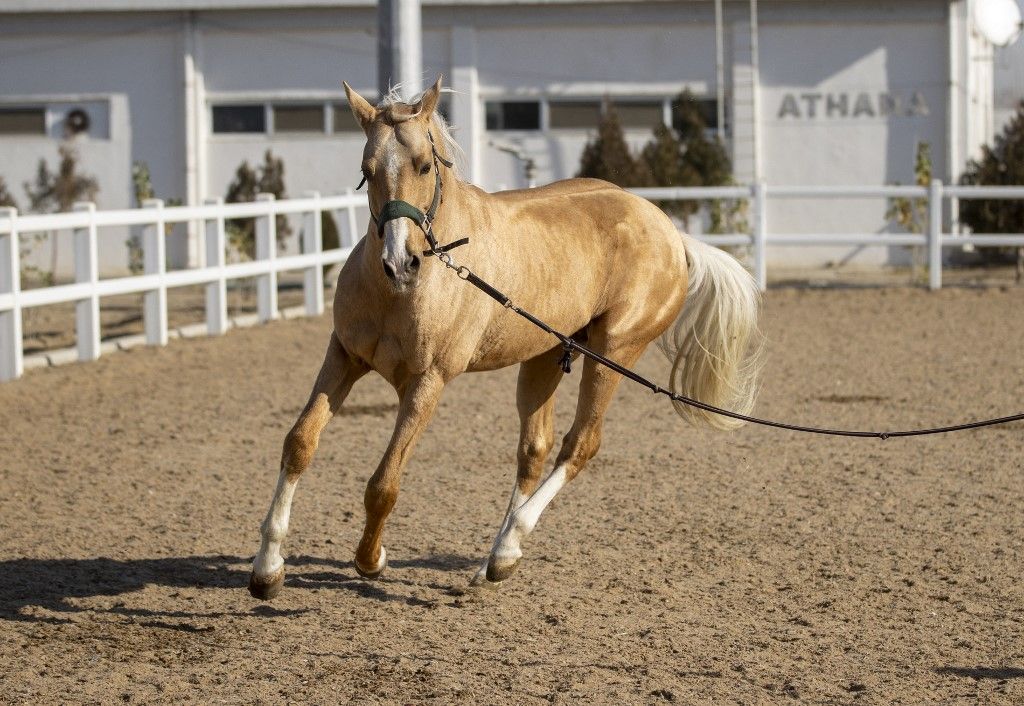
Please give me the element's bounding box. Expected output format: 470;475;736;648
377;85;465;179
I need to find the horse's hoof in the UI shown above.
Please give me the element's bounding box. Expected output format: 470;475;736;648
354;547;388;579
469;567;504;590
248;567;285;600
485;556;520;583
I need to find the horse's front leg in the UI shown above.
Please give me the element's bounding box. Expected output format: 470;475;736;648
250;335;367;600
354;370;445;578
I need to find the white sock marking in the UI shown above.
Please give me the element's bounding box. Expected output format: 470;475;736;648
253;470;297;578
492;466;569;567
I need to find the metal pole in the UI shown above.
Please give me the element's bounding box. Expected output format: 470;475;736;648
714;0;726;137
749;0;762;181
378;0;422;101
752;181;767;291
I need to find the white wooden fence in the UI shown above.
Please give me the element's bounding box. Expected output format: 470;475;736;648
1;181;1022;382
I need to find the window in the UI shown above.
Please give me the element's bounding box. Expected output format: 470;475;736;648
548;101;602;129
671;97;719;132
212;105;265;134
273;104;324;133
333;103;363;133
617;102;665;129
0;107;45;135
485;101;540;131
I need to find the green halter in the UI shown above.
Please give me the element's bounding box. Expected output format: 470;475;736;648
369;131;455;255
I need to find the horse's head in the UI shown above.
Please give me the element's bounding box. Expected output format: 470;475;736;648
344;77;449;290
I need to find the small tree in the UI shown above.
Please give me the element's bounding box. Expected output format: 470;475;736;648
960;101;1024;275
22;142;99;284
640;124;693;221
320;211;340;276
670;91;733;189
127;161;183;274
886;141;932;281
639;90;741;233
576;102;647;187
225;150;293;260
0;176;16;209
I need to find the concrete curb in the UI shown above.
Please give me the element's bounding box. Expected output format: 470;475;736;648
21;304;314;373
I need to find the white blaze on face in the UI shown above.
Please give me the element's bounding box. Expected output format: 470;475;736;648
382;218;410;274
381;138;411;276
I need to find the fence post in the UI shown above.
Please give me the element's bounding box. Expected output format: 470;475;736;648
0;208;22;381
928;179;943;291
204;197;228;335
73;202;101;361
302;190;325;317
142;198;168;346
255;193;278;322
345;187;358;249
752;181;768;291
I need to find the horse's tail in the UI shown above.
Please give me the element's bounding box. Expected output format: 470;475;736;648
657;236;764;431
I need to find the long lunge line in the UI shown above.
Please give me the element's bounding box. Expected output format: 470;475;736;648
435;249;1024;440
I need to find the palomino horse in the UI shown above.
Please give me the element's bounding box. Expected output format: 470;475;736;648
249;78;762;599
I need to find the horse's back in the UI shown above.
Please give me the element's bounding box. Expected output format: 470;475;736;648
488;177;620;202
484;177;682;259
464;176;688;366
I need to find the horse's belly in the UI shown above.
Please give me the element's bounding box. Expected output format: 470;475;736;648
466;310;588;372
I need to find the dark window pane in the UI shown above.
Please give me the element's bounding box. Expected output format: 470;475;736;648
273;104;324;132
0;107;45;135
212;105;265;134
617;102;665;128
333;103;363;132
671;98;718;131
549;101;602;129
484;101;540;130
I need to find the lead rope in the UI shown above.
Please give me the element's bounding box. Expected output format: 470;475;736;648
390;138;1024;439
421;226;1024;439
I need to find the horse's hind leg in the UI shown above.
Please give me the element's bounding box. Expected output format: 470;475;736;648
249;334;367;600
471;348;565;586
486;336;646;583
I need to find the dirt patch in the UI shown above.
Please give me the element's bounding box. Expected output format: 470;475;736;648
2;286;1023;703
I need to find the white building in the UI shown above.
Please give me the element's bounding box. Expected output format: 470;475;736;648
0;0;1019;275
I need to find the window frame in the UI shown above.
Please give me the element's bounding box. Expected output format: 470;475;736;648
482;94;724;137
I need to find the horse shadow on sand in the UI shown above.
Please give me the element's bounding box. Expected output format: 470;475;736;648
0;552;479;625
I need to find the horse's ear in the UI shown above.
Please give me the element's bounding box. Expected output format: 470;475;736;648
343;82;377;132
417;76;443;118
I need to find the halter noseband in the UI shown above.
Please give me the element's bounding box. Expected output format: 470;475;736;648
363;131;466;257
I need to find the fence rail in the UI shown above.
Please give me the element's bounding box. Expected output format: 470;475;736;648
1;180;1022;382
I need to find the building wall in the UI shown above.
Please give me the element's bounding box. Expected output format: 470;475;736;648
0;13;185;276
758;3;949;265
1;1;1016;278
995;36;1024;132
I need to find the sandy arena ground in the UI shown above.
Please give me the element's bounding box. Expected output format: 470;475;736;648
1;284;1023;704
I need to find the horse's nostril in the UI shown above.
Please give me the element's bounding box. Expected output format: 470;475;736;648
409;255;420;272
382;259;397;280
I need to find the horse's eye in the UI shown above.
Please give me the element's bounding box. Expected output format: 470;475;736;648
418;163;431;176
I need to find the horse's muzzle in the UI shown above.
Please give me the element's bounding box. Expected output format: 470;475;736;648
380;217;423;288
382;252;421;285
